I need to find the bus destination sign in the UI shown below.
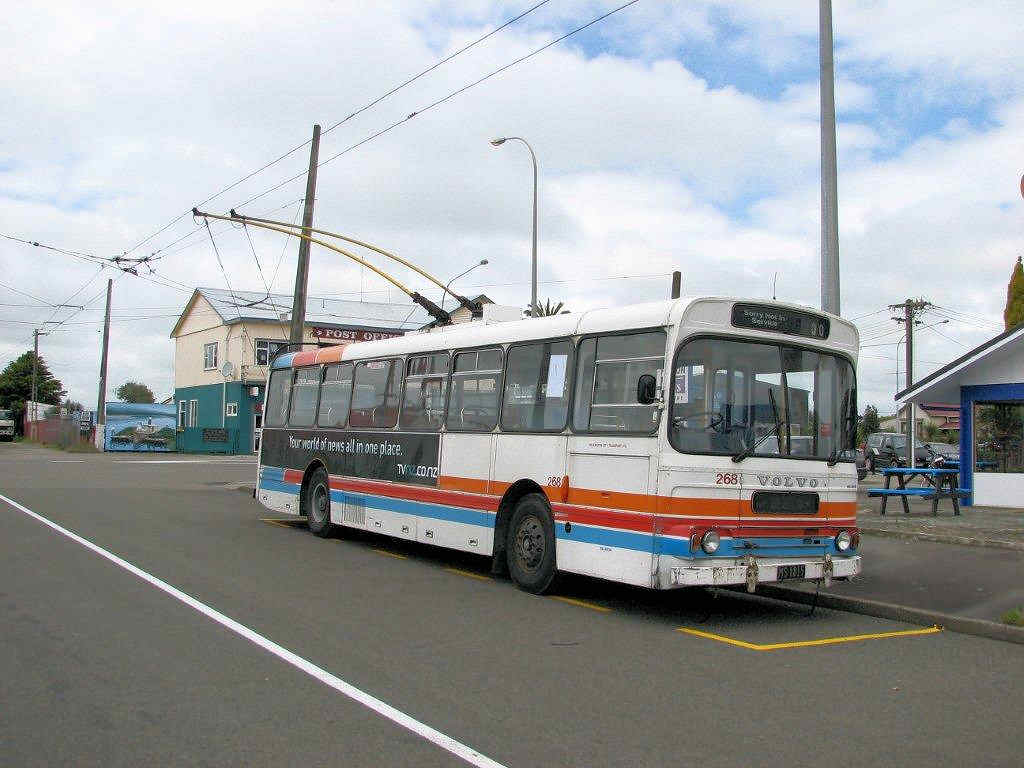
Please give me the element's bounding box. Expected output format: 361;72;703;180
731;303;830;340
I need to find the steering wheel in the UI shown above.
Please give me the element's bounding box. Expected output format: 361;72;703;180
672;410;725;433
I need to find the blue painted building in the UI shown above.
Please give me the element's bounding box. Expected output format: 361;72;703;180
897;324;1024;507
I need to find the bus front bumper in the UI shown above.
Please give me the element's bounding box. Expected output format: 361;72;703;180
668;554;861;591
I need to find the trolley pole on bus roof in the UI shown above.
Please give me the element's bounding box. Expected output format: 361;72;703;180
819;0;840;316
289;124;321;345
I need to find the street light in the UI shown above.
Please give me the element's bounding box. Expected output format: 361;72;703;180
490;136;538;317
440;259;488;314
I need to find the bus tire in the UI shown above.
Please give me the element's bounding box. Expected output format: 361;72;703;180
506;493;557;594
305;467;334;538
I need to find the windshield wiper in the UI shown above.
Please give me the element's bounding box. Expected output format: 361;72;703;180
733;388;787;463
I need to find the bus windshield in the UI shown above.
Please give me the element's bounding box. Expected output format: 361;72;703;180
670;337;856;460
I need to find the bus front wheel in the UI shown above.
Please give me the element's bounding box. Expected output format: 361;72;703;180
305;467;334;538
507;493;557;594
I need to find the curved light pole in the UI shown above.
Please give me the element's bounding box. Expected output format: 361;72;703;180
491;136;538;317
441;259;488;314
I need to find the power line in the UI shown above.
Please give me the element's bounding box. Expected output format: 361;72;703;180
233;0;641;210
120;1;553;260
0;280;58;307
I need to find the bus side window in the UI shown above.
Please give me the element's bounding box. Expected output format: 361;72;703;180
501;340;573;432
264;368;292;427
401;353;449;431
289;367;320;427
350;360;401;429
317;362;353;429
446;349;502;431
573;331;664;433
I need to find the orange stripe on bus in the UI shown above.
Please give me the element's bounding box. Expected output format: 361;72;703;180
438;474;855;520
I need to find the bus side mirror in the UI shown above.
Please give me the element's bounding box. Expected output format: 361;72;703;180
637;374;657;405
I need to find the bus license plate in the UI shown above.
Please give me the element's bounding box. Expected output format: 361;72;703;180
777;564;806;581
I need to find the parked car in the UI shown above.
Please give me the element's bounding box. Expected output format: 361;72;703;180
922;441;959;465
863;432;931;473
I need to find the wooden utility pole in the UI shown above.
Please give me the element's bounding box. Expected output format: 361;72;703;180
289;124;321;344
891;298;932;467
30;328;46;440
94;278;113;450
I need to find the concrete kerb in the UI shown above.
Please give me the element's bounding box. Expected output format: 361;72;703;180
858;526;1024;552
758;584;1024;646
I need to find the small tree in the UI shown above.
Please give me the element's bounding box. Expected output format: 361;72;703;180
0;351;66;434
857;405;880;444
1004;256;1024;331
116;381;155;404
525;299;569;317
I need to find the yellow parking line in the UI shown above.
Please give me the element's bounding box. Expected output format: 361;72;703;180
444;567;491;581
677;625;942;651
373;548;408;560
550;595;612;613
260;518;302;529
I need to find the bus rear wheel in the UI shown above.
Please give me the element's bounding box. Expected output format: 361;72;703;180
506;493;557;594
305;467;334;538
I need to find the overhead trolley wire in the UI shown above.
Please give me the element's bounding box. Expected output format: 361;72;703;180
233;0;641;210
119;0;554;261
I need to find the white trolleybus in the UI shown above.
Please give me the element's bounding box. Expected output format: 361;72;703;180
256;297;861;594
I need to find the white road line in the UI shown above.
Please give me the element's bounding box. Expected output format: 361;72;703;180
49;459;86;463
0;491;506;768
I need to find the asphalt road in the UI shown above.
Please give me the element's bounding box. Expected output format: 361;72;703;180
2;443;1022;767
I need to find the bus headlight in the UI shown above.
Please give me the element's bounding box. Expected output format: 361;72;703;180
835;530;853;552
701;530;721;554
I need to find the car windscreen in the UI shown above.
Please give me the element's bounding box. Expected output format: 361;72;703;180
669;337;856;460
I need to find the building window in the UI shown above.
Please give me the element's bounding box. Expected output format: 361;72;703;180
501;340;573;432
225;402;238;418
203;342;218;370
188;399;198;427
254;338;288;366
974;402;1024;473
178;400;187;429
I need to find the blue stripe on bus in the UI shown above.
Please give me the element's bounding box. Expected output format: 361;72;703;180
331;490;496;528
260;478;300;494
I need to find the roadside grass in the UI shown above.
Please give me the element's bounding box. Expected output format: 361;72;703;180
1000;607;1024;627
20;438;99;454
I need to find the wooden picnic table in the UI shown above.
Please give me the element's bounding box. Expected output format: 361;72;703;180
868;466;963;516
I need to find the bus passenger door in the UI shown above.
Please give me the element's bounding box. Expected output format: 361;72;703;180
565;435;657;587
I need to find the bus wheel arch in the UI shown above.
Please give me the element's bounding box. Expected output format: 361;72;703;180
495;481;557;594
493;479;544;572
300;460;333;537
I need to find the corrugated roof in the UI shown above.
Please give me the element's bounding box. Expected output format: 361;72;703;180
195;287;430;331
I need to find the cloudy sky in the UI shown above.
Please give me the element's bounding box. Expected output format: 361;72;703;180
1;0;1021;412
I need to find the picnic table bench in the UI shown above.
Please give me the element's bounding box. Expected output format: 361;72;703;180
867;467;966;516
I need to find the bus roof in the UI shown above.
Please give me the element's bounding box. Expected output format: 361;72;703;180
271;296;858;369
